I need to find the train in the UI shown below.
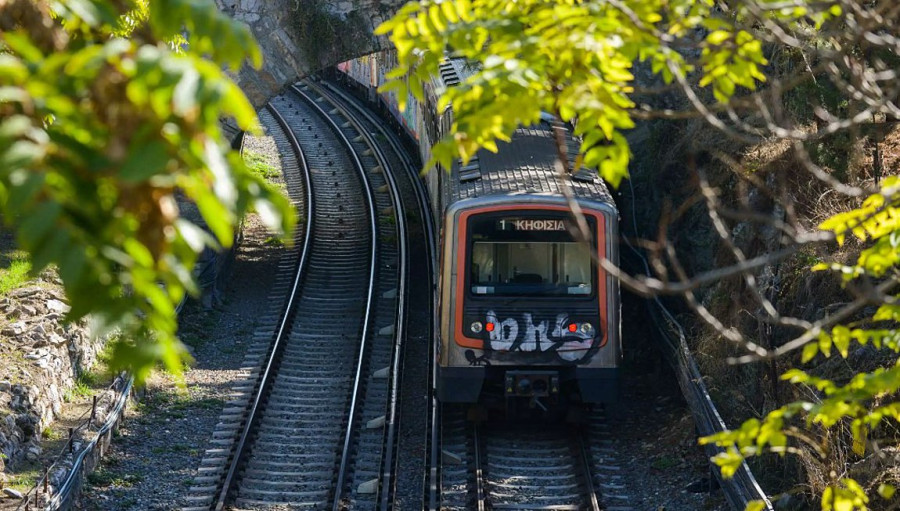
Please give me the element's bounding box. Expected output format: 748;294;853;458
337;52;621;409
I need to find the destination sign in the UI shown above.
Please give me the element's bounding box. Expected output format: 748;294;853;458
497;218;568;231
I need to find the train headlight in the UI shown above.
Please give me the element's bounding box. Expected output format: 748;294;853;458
485;322;495;332
567;323;577;333
471;321;483;333
581;323;594;335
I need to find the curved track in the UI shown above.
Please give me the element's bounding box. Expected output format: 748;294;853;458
318;76;633;511
290;80;410;510
182;97;314;511
318;78;438;511
182;77;413;510
230;85;380;509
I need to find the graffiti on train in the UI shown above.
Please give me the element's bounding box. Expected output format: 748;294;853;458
485;311;599;362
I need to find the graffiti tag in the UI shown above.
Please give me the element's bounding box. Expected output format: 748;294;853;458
485;310;597;362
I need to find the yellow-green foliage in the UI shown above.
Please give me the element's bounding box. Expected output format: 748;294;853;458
375;0;832;188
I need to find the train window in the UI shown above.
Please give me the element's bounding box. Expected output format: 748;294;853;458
468;214;595;297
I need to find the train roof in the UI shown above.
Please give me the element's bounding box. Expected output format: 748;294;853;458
447;121;617;208
436;58;617;210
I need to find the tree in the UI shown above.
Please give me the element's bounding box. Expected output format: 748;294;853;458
0;0;293;382
378;1;900;509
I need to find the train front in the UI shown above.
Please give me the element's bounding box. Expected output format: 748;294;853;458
437;197;620;409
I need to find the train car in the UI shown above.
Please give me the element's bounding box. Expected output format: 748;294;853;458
338;55;621;408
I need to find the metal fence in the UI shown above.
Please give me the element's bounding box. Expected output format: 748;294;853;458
645;293;774;510
15;374;133;511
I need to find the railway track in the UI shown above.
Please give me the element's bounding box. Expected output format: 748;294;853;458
318;78;438;511
182;77;411;510
437;405;633;510
290;80;410;510
181;99;313;511
319;77;635;511
181;74;640;511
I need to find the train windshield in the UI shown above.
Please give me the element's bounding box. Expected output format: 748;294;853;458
469;215;594;297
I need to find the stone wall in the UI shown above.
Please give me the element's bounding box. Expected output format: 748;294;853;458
216;0;404;110
0;286;104;472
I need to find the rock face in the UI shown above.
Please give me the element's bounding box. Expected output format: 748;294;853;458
0;286;104;471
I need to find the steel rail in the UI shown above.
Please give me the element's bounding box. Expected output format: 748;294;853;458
287;83;382;511
472;423;487;511
428;306;441;510
320;81;437;252
576;430;602;511
300;79;411;510
213;102;315;511
320;80;442;510
469;424;603;511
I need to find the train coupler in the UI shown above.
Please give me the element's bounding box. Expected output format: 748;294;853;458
504;371;559;399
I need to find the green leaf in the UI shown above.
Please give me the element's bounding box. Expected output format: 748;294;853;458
0;55;29;83
172;66;200;116
120;140;170;182
31;229;70;274
745;501;766;511
819;331;833;358
706;30;731;45
58;244;88;288
801;341;819;363
123;238;154;268
17;200;62;249
710;446;745;478
192;186;234;245
833;326;851;358
61;0;107;27
4;169;45;212
440;2;460;24
2;32;45;62
175;219;215;253
0;140;45;174
0;115;37;143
